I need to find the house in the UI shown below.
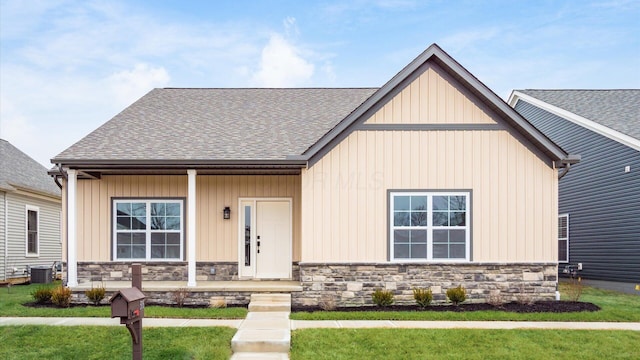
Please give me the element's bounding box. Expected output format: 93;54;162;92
51;44;578;306
1;139;62;283
509;90;639;292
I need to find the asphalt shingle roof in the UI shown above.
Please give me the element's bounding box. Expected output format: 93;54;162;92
0;139;60;197
519;90;640;140
53;88;378;162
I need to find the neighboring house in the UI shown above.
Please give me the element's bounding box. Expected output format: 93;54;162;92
1;139;62;282
52;44;578;306
509;90;639;290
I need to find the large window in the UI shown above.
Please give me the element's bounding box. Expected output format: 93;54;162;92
390;191;470;261
558;214;569;263
26;206;39;256
113;199;183;260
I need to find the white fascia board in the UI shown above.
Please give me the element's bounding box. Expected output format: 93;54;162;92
510;91;640;152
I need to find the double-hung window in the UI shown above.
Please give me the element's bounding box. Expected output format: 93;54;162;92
26;205;39;256
390;191;470;261
558;214;569;263
113;199;183;261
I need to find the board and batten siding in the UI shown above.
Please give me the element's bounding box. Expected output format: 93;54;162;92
2;191;61;279
73;175;301;262
365;63;497;125
515;100;640;283
301;130;558;263
301;61;557;263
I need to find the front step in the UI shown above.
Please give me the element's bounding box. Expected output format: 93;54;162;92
231;329;290;353
231;352;289;360
248;293;291;312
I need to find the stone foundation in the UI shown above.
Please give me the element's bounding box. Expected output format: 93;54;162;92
71;290;256;307
293;262;557;307
76;261;300;283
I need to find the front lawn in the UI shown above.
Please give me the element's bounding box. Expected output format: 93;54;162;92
290;284;640;322
291;328;640;359
0;325;234;360
0;282;246;319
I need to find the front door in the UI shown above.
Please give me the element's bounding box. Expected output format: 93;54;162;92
238;199;292;279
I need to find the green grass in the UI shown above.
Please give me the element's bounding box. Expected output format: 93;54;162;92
291;328;640;359
0;325;234;360
0;282;247;319
290;284;640;322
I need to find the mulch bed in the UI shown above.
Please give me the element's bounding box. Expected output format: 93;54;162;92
292;301;600;313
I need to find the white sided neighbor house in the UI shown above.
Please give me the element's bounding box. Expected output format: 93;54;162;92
1;139;62;283
52;44;579;306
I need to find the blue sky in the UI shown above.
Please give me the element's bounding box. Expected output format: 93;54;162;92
1;0;639;166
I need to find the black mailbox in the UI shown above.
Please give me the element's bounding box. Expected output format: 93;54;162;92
110;287;145;323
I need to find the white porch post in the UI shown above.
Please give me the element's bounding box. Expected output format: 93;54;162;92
67;169;78;287
187;169;197;287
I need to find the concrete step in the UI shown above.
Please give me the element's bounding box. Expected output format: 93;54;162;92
231;329;290;353
250;293;291;302
248;293;291;312
230;352;289;360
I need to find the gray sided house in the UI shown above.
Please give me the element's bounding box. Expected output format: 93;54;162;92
1;139;62;282
53;44;577;306
509;90;639;289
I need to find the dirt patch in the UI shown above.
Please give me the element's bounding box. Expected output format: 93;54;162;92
292;301;600;313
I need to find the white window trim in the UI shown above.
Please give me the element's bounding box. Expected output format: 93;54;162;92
113;199;184;261
558;213;569;263
25;205;40;257
389;191;470;262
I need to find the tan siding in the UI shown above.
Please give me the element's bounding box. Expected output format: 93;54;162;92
365;63;496;125
301;130;557;263
75;174;301;263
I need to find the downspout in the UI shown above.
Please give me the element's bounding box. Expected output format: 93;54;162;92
4;192;8;281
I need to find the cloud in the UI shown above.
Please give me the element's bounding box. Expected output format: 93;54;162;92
106;64;171;107
251;34;315;87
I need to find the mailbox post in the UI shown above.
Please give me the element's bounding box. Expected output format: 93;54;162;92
110;264;145;360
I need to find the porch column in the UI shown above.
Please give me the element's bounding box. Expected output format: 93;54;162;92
187;169;197;287
67;169;78;287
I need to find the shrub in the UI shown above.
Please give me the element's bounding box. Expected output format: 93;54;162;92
412;287;433;308
172;288;190;307
446;285;466;305
31;286;53;304
85;285;106;306
318;295;337;311
515;284;535;306
486;291;504;307
372;288;394;307
565;277;584;302
51;286;72;308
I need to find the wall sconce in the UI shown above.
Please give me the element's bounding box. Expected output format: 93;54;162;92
223;206;231;220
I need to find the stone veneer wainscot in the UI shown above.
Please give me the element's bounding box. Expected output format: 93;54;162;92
293;263;558;307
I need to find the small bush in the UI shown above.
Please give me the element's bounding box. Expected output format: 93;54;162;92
172;288;190;307
413;287;433;308
372;288;394;307
318;295;337;311
446;285;467;305
51;286;72;308
31;287;53;304
85;286;106;306
486;291;504;307
565;277;584;302
515;284;535;306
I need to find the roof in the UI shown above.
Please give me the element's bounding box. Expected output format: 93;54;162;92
0;139;60;197
53;88;377;163
510;90;640;151
53;44;572;169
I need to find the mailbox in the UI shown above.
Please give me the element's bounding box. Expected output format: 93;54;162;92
110;287;145;323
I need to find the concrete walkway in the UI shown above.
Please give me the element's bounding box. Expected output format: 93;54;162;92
1;316;638;331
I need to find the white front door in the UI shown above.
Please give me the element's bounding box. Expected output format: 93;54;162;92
238;199;292;279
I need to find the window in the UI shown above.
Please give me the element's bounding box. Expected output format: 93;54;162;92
390;191;470;261
558;214;569;263
113;200;183;260
26;206;39;256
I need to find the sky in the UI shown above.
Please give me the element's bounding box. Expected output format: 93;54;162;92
1;0;639;167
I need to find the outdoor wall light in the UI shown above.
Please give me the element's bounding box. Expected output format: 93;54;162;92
223;206;231;220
